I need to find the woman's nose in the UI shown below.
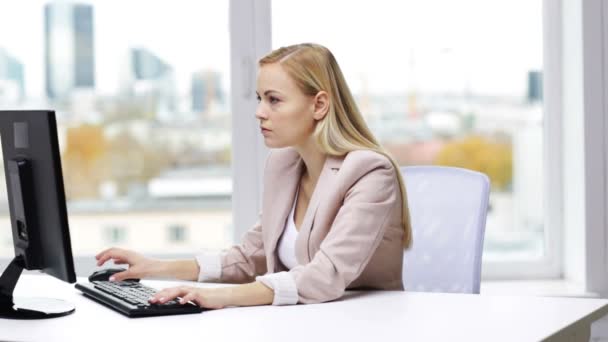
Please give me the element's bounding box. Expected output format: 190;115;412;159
255;106;267;120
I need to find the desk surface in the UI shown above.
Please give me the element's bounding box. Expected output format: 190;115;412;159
3;274;608;342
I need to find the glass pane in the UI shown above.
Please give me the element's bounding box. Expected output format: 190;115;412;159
272;0;544;262
0;1;232;263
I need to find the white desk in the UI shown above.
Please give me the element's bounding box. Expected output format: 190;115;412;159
2;274;608;342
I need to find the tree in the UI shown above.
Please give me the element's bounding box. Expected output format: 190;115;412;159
62;124;108;199
104;129;172;196
434;135;512;190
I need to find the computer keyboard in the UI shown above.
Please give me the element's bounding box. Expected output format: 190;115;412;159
75;280;204;317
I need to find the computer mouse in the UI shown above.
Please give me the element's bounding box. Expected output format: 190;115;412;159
88;268;140;282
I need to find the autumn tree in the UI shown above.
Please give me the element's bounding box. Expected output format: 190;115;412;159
434;135;512;190
62;124;108;199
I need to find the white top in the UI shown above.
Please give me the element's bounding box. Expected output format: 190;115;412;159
277;187;299;270
8;275;608;342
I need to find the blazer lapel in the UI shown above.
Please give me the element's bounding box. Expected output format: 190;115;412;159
295;155;343;264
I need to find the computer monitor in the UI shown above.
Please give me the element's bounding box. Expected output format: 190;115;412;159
0;110;76;319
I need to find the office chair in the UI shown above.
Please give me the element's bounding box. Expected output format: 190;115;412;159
401;166;490;294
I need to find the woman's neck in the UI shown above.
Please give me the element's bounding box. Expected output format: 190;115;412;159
294;141;326;189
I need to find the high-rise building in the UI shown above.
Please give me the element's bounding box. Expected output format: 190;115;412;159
527;70;542;103
45;2;95;100
0;49;25;102
131;48;171;81
122;47;176;121
191;70;223;113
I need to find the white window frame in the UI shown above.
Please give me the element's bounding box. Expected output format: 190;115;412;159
481;0;564;279
229;0;271;242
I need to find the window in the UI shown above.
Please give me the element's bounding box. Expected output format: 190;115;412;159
104;226;127;244
272;0;549;277
0;0;566;281
167;224;187;243
0;1;234;272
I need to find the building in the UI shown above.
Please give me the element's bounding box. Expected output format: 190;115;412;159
0;195;233;258
0;49;25;103
121;47;176;121
527;70;542;103
191;70;224;114
44;2;95;100
130;48;171;81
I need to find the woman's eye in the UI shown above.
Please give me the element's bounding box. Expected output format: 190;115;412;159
269;97;279;104
256;95;261;102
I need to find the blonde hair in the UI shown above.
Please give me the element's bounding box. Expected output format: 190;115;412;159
259;43;412;248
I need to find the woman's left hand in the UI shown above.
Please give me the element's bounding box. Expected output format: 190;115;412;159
150;286;232;309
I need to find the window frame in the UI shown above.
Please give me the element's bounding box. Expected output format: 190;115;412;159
479;0;563;279
229;0;271;242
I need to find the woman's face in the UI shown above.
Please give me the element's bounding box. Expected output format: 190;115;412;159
255;63;318;149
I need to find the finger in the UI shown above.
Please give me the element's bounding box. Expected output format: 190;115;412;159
95;248;112;260
109;256;128;264
96;249;119;266
158;288;186;303
149;288;173;303
96;254;113;266
152;287;191;304
179;293;196;304
109;270;133;282
95;247;122;260
97;254;124;266
97;250;128;266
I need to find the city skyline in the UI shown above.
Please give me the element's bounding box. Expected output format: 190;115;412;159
0;0;230;100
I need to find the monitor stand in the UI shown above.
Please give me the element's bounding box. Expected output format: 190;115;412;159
0;255;75;319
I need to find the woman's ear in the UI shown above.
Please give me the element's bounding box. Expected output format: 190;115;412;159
312;91;330;120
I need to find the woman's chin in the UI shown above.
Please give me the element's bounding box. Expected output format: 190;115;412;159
263;141;284;148
261;136;286;148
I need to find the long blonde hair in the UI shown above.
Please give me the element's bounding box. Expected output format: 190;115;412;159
259;43;412;248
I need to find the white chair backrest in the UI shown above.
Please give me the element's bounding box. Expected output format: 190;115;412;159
401;166;490;294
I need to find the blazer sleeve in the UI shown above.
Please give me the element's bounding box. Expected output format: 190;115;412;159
196;152;274;284
220;213;268;283
257;159;399;304
196;213;267;283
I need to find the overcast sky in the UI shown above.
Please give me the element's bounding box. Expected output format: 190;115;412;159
0;0;541;99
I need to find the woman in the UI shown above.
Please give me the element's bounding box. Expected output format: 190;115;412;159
96;43;412;309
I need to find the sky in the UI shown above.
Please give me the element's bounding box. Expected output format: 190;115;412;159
272;0;543;96
0;0;542;99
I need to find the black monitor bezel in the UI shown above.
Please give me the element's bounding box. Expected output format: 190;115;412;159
0;110;76;283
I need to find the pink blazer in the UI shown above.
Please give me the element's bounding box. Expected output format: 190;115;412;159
218;147;405;304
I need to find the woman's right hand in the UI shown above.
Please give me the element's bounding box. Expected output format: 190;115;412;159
95;247;163;281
